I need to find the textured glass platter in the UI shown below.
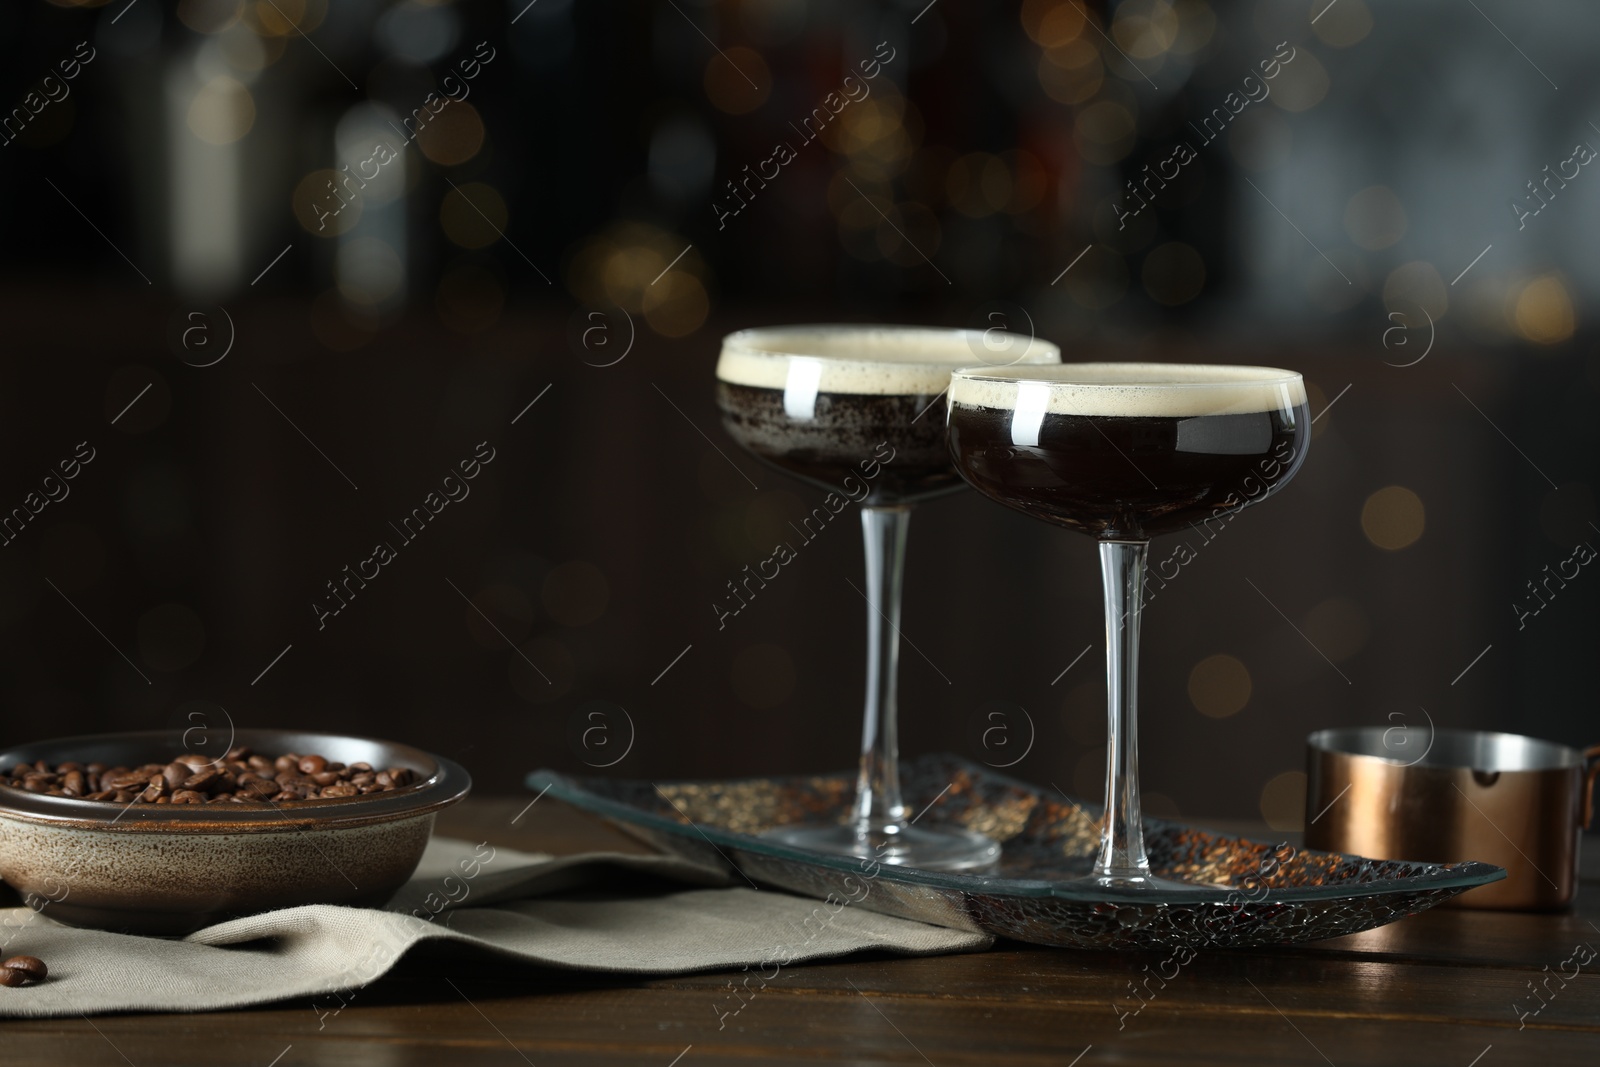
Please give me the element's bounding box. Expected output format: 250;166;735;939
527;755;1505;950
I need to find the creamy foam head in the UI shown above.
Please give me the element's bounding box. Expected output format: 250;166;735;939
718;325;1060;395
949;363;1307;418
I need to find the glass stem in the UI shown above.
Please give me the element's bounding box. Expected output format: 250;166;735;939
851;504;912;840
1096;539;1151;879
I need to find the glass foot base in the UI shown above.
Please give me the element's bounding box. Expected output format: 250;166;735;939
763;823;1000;872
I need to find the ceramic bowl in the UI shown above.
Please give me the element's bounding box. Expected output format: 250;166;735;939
0;729;470;935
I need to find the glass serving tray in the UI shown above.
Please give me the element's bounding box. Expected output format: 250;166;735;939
526;754;1505;950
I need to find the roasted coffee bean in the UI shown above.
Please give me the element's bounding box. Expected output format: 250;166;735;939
1;957;46;982
101;770;147;790
242;775;275;793
10;751;417;804
182;768;220;793
0;968;26;988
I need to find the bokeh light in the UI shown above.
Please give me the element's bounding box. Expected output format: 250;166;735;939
1382;260;1447;321
416;101;485;166
1073;100;1137;166
1037;44;1104;104
440;182;508;250
1187;653;1252;718
1361;485;1426;550
1511;274;1576;344
293;168;362;237
1269;50;1329;112
704;46;771;115
1259;770;1306;831
246;0;325;37
642;271;710;337
1311;0;1373;47
946;152;1011;217
1112;0;1180;61
1064;246;1129;309
187;77;255;144
177;0;243;34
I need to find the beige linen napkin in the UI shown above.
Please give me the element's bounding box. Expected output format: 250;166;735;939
0;837;992;1017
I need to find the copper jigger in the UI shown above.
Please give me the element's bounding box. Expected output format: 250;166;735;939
1305;727;1600;911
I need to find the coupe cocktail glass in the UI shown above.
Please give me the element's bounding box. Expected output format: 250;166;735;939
716;325;1060;870
947;363;1309;889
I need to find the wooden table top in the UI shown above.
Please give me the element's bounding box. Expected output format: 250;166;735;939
11;798;1599;1066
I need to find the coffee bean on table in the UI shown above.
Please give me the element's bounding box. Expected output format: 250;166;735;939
0;956;45;986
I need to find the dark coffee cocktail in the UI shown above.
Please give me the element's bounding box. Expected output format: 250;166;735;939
948;366;1308;539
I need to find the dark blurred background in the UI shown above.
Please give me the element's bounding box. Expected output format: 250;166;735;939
0;0;1595;827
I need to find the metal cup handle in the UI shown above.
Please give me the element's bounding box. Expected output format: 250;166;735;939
1583;744;1600;830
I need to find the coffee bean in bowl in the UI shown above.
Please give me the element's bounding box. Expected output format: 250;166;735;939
0;730;469;936
4;746;417;804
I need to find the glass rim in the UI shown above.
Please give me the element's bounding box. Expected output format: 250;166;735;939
949;361;1304;389
719;323;1061;367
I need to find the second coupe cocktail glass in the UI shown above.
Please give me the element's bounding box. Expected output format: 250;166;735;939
947;363;1309;889
716;325;1059;871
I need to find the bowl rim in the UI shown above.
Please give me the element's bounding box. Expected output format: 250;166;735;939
0;729;471;832
1307;726;1587;772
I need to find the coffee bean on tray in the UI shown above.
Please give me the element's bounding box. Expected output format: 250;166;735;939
2;747;419;805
